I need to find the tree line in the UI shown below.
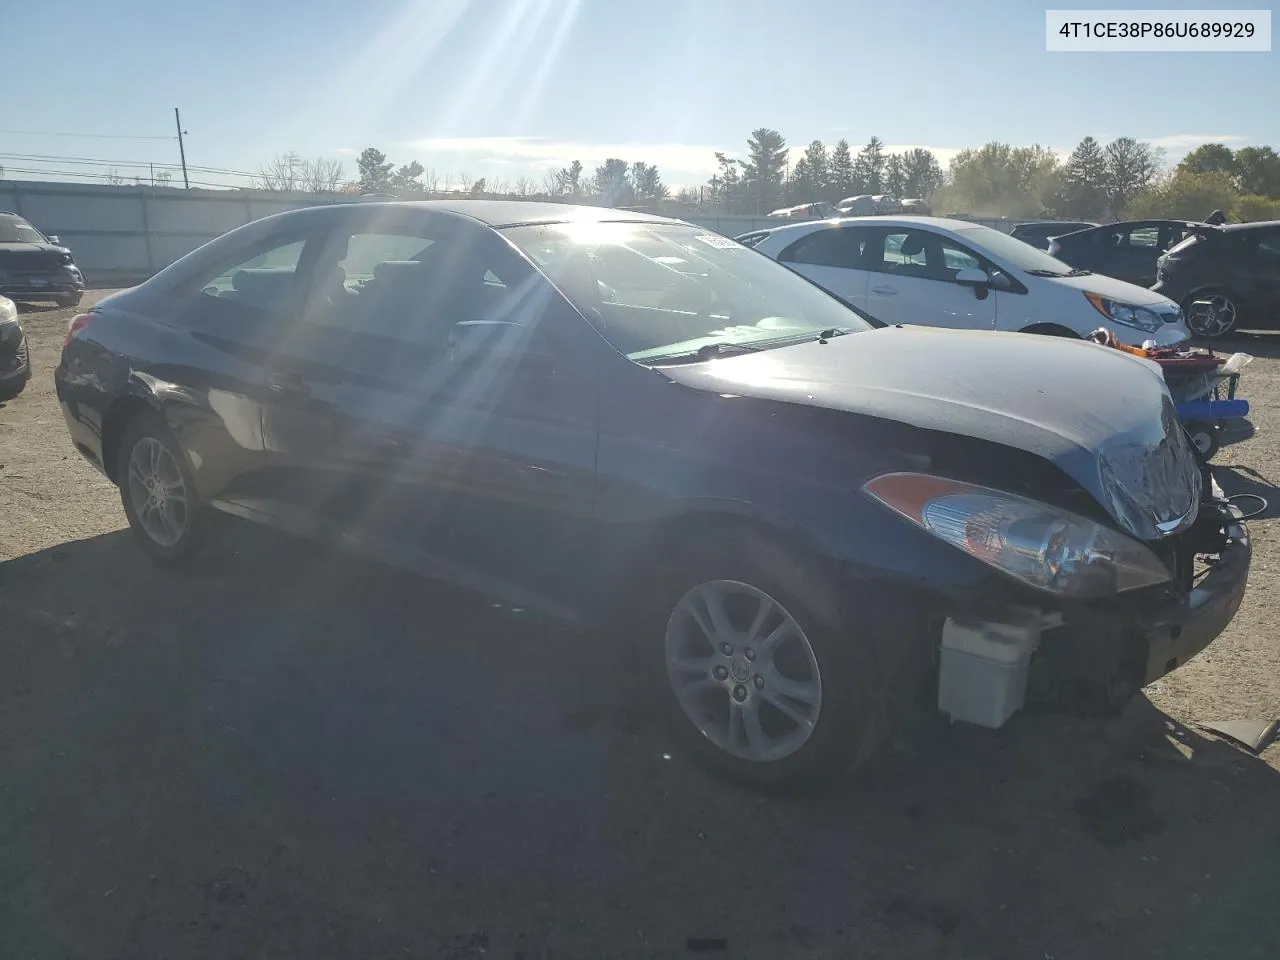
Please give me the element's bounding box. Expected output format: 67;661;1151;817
257;134;1280;224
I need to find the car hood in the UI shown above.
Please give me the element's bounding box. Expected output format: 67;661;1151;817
1038;269;1177;308
0;241;71;258
660;326;1201;539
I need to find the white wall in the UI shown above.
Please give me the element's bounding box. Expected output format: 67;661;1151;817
1;179;1022;284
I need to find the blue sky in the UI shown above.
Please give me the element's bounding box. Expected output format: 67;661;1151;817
4;0;1277;189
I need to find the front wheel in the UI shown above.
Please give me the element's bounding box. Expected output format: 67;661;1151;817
1184;291;1241;339
653;532;885;790
117;413;207;564
56;293;82;308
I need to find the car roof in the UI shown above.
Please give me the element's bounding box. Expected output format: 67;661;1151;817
1014;220;1092;229
335;199;683;228
759;215;985;238
1222;219;1280;232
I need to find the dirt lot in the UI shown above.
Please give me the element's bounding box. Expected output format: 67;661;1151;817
3;291;1280;959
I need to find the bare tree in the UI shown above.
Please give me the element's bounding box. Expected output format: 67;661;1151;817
488;177;510;196
457;171;473;193
107;168;126;186
155;170;174;187
299;157;345;193
259;152;302;191
542;169;563;196
513;176;536;198
421;167;440;195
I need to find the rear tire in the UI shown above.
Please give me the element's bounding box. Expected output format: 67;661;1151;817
56;293;83;308
648;528;887;791
116;411;208;565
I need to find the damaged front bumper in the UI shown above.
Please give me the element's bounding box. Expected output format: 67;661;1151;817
938;499;1250;726
1137;510;1249;685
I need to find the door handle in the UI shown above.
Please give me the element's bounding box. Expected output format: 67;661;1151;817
871;285;898;296
266;371;310;397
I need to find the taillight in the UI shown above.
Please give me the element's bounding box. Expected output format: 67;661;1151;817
64;312;94;347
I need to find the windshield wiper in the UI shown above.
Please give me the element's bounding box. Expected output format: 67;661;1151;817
1064;268;1092;277
1025;268;1070;277
643;341;764;365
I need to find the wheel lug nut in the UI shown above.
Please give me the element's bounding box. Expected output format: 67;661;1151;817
713;665;729;681
753;674;765;689
744;648;755;661
732;684;747;702
719;642;733;656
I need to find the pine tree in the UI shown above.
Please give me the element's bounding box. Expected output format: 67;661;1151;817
743;128;789;212
828;139;855;202
800;140;829;200
851;137;886;192
1058;136;1108;218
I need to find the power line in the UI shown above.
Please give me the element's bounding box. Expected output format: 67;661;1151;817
0;128;175;141
0;166;252;190
0;151;262;179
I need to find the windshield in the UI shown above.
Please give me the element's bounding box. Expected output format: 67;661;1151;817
0;217;47;244
957;225;1079;275
502;221;873;361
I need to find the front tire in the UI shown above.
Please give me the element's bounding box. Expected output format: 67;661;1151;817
117;412;206;564
652;530;885;790
56;293;83;308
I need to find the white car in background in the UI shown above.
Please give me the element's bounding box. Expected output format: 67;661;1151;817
739;216;1191;346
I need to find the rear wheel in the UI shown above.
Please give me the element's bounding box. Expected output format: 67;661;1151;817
1184;290;1241;339
652;530;885;790
117;412;207;564
56;293;83;308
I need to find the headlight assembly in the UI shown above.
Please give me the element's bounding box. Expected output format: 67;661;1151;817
1084;292;1166;332
863;472;1171;598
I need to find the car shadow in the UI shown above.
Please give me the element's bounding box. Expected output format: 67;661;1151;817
12;301;72;315
1212;329;1280;360
3;526;1280;958
1213;463;1280;520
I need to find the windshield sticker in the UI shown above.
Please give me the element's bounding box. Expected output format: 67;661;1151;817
693;234;740;250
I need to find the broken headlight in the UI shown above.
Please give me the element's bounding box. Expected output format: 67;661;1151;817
863;473;1171;598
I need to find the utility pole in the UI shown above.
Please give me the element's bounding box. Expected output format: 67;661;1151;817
174;107;189;189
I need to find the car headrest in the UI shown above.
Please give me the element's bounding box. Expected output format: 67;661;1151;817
899;234;925;257
231;267;295;296
373;260;425;284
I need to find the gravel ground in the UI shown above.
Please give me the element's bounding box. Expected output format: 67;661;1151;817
3;291;1280;959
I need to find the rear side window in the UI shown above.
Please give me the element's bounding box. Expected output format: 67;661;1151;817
1128;226;1160;248
735;231;770;249
196;236;312;318
781;227;866;268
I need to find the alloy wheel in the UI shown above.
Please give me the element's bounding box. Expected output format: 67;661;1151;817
664;579;823;763
1187;295;1237;338
126;436;189;547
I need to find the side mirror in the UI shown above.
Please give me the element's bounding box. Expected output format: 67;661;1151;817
47;235;61;246
954;267;990;301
